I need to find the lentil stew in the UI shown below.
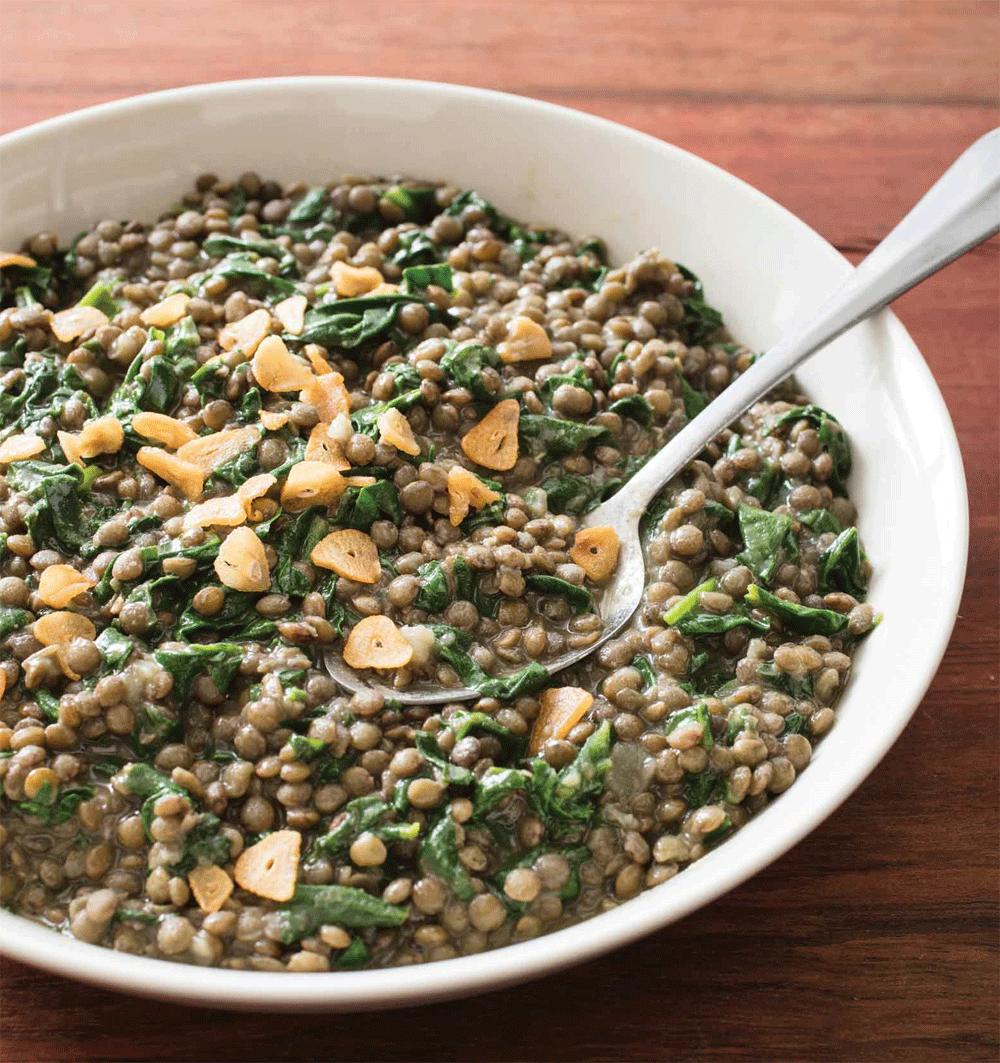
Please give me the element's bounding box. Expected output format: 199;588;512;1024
0;172;878;971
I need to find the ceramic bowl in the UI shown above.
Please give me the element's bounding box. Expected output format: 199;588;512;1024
0;77;967;1010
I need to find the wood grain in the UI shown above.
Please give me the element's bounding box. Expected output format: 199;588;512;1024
1;2;997;1060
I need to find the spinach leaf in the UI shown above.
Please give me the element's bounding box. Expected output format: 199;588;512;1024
385;361;422;394
663;577;716;625
11;461;90;552
414;561;450;614
524;721;612;836
202;233;298;276
276;884;408;943
438;342;501;402
632;654;656;690
664;703;714;749
94;626;134;669
401;263;453;293
452;556;500;619
0;607;30;640
332;479;402;531
420;814;474;900
434;641;549;700
538;474;604;516
201;255;298;300
768;404;851;492
153;642;244;702
745;584;849;636
170;813;233;875
297;293;413;349
818;527;868;599
799;508;843;535
725;705;758;744
349;389;423;438
683;768;725;808
472;767;529;819
538;364;594;406
132;703;182;758
681;377;707;419
13;783;94;826
383;185;439;222
390;229;439;267
447;709;527;760
175;588;275;643
287;187;328;223
744;459;781;506
115;763;190;838
673;607;770;636
676;264;725;346
756;662;815;700
736;504;798;584
524;573;593;615
336;937;371;969
783;712;807;735
273;510;327;597
704;500;736;524
78;279;121;318
607;394;654;428
519;414;608;458
309;795;419;861
33;690;60;722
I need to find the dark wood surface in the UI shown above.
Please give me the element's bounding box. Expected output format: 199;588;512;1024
1;3;997;1060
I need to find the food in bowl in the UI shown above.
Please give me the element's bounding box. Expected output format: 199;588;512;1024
0;172;878;971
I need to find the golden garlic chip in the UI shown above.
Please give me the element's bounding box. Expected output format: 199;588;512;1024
0;433;45;464
176;426;260;473
182;494;248;530
343;615;413;670
280;462;346;512
233;830;301;902
131;411;197;449
305;422;350;470
310;529;381;583
569;526;621;582
237;473;278;521
273;295;307;336
330;261;384;297
529;687;595;754
460;399;519;471
218;308;272;358
498;316;553;363
213;527;271;593
139;293;190;327
37;565;95;609
377;407;420;456
51;305;109;343
251;335;314;392
60;415;126;465
188;865;234;914
0;251;37;270
447;466;502;526
300;371;349;423
33;611;97;648
260;410;290;431
136;448;205;501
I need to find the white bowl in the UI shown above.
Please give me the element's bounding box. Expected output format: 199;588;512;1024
0;77;967;1011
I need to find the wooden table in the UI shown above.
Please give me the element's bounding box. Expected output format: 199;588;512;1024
2;2;997;1060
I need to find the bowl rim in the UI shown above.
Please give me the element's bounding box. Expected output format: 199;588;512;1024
0;75;969;1011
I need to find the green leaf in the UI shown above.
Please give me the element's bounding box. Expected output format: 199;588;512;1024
336;937;372;968
746;584;849;636
736;504;798;584
683;768;725;809
309;795;413;861
78;279;121;318
94;625;135;669
287;187;328;223
298;293;414;349
401;263;453;293
681;377;707;419
606;394;653;428
153;642;244;702
783;712;806;735
420;814;475;900
524;573;593;615
673;607;770;636
676;264;725;346
664;702;714;748
818;527;868;599
632;654;656;690
202;234;300;276
768;404;851;492
14;784;94;826
170;813;233;875
276;884;408;943
0;607;30;640
663;578;716;625
414;561;450;614
518;414;608;458
438;341;501;402
538;364;594;406
114;762;191;838
332;479;402;531
433;641;549;700
799;508;843;535
201;255;298;301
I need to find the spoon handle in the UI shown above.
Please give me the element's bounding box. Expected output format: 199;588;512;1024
597;126;1000;522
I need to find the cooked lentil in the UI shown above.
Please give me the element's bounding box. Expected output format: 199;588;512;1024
0;174;878;970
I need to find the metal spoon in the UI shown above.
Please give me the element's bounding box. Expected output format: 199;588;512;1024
323;127;1000;704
